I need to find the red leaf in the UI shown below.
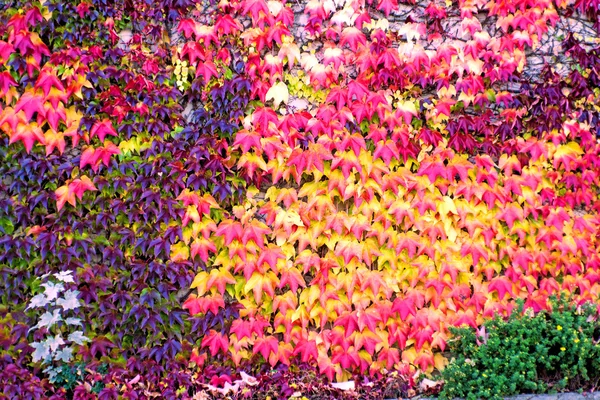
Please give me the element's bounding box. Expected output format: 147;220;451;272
230;319;253;340
195;60;219;84
206;268;236;294
35;70;65;97
294;339;319;363
242;0;270;19
252;107;279;132
331;346;360;369
177;18;198;39
233;129;262;153
253;335;279;361
214;15;242;35
190;237;217;262
335;311;359;338
201;330;229;356
215;219;244;245
378;347;400;369
488;276;514;300
55;176;97;211
89;336;116;358
90;119;117;143
377;0;398;16
392;297;416;320
14;91;44;121
0;41;15;62
0;71;17;99
339;27;366;51
10;122;45;153
413;327;433;351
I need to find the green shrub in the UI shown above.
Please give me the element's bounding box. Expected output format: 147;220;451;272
439;298;600;400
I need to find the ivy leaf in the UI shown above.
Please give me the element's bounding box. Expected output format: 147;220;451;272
53;347;73;362
56;290;81;311
215;220;244;246
53;271;75;283
10;122;46;153
553;141;583;171
30;341;51;363
201;330;229;356
14;91;45;121
0;40;14;62
89;119;117;143
31;309;62;332
55;176;97;211
190;237;217;262
27;293;49;310
68;331;91;345
46;334;65;352
488;276;514;300
35;69;65;97
65;317;82;326
41;282;65;301
89;336;116;358
265;81;289;108
340;27;366;51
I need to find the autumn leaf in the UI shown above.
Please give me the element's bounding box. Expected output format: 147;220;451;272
9;122;46;153
89;119;117;143
14;91;45;121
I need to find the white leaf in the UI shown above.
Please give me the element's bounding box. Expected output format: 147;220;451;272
53;271;75;283
265;81;289;108
32;309;62;331
44;366;60;382
267;0;282;15
41;282;65;301
68;331;91;345
54;347;73;362
30;341;51;363
288;98;309;111
331;380;355;391
46;334;65;352
65;317;83;326
27;293;49;310
56;290;81;311
239;371;258;386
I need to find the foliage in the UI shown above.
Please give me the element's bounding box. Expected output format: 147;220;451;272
0;0;599;396
26;271;90;385
195;363;411;399
439;298;600;400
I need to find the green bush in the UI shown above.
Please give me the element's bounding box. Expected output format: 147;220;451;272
439;298;600;400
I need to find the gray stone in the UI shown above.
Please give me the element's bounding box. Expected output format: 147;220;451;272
557;393;587;400
518;395;558;400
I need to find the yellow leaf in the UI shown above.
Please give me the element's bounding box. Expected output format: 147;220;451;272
554;141;583;158
401;346;417;364
434;352;448;371
191;271;209;294
170;242;189;262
